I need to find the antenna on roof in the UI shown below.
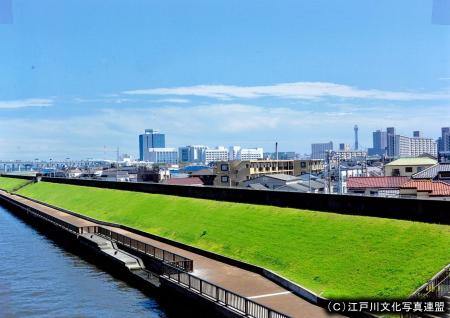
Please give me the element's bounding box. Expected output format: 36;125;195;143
275;142;278;160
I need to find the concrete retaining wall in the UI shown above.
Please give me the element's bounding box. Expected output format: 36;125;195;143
0;174;35;181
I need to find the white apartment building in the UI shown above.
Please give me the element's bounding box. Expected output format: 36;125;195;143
334;150;367;160
229;146;264;161
205;147;229;164
410;137;437;157
395;135;411;158
237;147;264;160
147;148;178;164
394;135;437;158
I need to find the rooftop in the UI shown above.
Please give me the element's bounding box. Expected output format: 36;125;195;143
264;174;301;182
385;158;437;166
400;180;450;196
163;177;204;186
347;176;410;189
276;183;311;192
411;163;450;179
247;183;269;190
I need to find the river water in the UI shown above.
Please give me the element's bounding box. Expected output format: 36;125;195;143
0;204;169;318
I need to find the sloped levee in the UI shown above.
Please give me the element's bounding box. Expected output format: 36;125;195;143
0;191;299;318
36;176;450;224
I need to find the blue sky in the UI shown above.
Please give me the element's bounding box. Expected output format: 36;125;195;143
1;0;449;160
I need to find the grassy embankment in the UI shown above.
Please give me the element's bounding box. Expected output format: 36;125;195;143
0;176;32;192
3;179;449;299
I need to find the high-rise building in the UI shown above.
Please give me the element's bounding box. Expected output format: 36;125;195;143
368;130;387;156
178;145;207;163
205;147;229;164
410;137;437;157
228;146;242;160
413;131;421;138
441;127;450;152
392;132;437;158
354;125;359;150
139;129;165;161
311;142;333;159
237;148;264;160
394;135;411;158
339;143;350;151
386;127;396;157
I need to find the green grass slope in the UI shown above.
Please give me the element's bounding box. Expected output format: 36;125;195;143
0;176;31;192
17;181;450;299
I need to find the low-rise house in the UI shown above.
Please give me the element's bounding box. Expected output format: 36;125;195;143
247;183;271;190
240;174;325;192
276;182;312;193
411;163;450;183
399;180;450;199
100;169;132;182
190;168;216;186
384;158;437;177
347;176;409;197
163;177;204;186
240;174;301;190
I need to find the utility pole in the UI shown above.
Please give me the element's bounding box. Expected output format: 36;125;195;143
308;160;312;192
338;157;341;194
116;146;119;182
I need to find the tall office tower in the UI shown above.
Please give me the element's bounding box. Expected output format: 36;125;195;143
311;142;333;159
368;130;387;156
374;130;387;154
442;127;450;152
178;145;207;163
386;127;396;157
413;131;421;138
354;125;359;150
339;143;350;151
139;129;166;161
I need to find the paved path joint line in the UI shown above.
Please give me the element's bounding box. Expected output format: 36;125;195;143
248;291;292;299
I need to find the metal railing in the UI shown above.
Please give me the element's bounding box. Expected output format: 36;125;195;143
0;193;82;234
97;227;193;272
410;264;450;300
161;263;291;318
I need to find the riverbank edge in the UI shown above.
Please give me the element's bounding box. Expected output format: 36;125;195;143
11;191;327;306
0;193;252;318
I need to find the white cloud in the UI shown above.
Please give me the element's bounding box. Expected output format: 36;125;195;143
123;82;450;101
0;98;53;109
1;102;449;160
153;98;190;104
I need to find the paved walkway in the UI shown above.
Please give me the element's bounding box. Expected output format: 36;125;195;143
1;190;341;318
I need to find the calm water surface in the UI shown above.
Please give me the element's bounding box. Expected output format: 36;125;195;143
0;205;169;318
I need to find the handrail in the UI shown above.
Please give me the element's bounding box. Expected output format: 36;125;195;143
2;191;292;317
97;227;194;272
410;264;450;300
0;193;81;234
161;263;291;318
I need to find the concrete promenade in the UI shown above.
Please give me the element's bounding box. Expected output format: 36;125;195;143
0;190;341;318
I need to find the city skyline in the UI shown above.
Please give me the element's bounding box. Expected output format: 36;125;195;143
1;0;449;159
